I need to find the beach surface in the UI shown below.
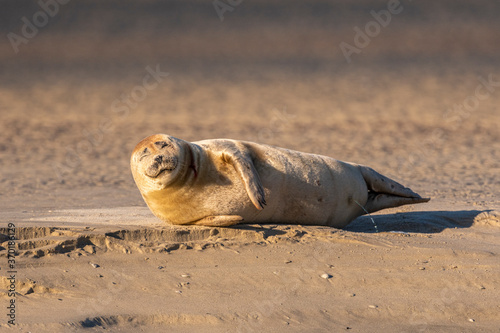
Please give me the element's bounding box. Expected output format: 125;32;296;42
1;1;499;331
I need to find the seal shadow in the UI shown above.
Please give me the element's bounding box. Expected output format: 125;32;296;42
345;210;487;234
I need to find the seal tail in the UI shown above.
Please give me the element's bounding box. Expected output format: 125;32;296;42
359;166;430;214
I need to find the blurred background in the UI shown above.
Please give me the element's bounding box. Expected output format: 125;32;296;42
0;0;499;210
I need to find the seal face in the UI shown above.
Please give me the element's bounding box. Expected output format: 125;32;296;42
131;134;430;228
142;142;178;178
131;135;189;192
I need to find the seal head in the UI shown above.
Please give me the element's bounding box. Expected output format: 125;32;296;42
131;134;189;192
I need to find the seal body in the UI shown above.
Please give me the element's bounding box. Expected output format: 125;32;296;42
131;134;429;228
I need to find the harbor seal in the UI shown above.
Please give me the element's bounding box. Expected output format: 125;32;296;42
131;134;430;228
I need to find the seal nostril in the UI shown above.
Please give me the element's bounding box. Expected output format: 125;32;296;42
155;155;163;163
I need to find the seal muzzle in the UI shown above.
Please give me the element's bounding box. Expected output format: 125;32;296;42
145;154;178;178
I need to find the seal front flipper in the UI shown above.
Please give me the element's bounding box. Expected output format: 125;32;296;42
221;147;266;210
359;165;430;213
189;215;243;227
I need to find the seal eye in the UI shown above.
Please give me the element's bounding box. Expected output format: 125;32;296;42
139;148;149;161
155;141;171;149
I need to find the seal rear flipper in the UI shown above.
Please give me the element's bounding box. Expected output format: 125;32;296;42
189;215;244;227
221;148;267;210
364;193;430;214
360;165;424;198
359;165;430;213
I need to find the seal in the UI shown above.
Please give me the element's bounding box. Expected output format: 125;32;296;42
131;134;430;228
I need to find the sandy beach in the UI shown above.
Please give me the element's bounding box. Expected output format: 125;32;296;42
1;1;499;331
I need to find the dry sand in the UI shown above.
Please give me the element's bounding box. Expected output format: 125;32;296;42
1;1;500;332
